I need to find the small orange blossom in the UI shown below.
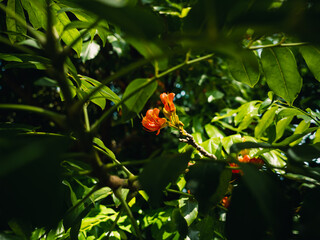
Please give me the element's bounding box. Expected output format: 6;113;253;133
142;108;167;135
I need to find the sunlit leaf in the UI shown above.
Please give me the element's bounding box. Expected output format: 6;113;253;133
275;116;294;142
254;106;278;139
261;47;302;105
80;41;100;63
52;3;82;57
178;198;198;226
93;137;116;160
221;134;242;154
6;0;27;43
204;124;225;139
290;119;311;146
20;0;46;29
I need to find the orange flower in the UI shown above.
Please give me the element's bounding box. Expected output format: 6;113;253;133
250;157;264;166
230;155;264;174
221;196;231;208
230;162;241;174
142;108;167;135
160;93;176;118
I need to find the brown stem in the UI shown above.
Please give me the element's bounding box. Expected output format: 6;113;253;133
179;131;217;160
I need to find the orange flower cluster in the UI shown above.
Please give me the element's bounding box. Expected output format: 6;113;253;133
230;154;264;174
141;108;167;135
142;92;182;135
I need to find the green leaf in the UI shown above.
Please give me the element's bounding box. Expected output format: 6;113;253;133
91;187;112;202
196;215;215;240
171;208;188;238
122;78;158;121
228;50;260;87
205;90;224;102
261;47;302;105
314;128;320;144
287;144;320;162
204;124;225;139
290;119;311;146
0;122;36;136
178;198;198;226
230;141;274;154
6;0;27;43
127;38;168;70
80;40;100;62
52;3;82;57
274;127;318;147
275;115;294;142
80;75;121;109
227;164;292;239
299;45;320;82
200;137;223;159
221;134;242;154
139;151;191;206
254;106;278;139
67;0;164;40
234;101;259;126
34;77;58;87
20;0;46;29
185;162;226;213
277;108;304;119
209;168;232;208
237;114;254;131
93;137;116;160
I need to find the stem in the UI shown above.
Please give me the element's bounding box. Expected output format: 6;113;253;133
248;42;308;50
105;207;125;239
104;160;150;170
166;188;194;198
65;185;99;216
94;145;134;177
83;103;90;131
90;53;214;132
115;188;143;240
278;102;320;126
179;130;217;160
45;0;73;104
0;104;66;127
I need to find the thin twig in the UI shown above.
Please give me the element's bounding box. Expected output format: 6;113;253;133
166;188;194;198
94;145;134;177
248;42;308;50
179;131;217;160
114;188;143;240
105;207;125;239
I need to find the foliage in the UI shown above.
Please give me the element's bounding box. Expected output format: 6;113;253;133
0;0;320;239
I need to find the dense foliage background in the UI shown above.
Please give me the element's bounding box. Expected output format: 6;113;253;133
1;0;320;239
